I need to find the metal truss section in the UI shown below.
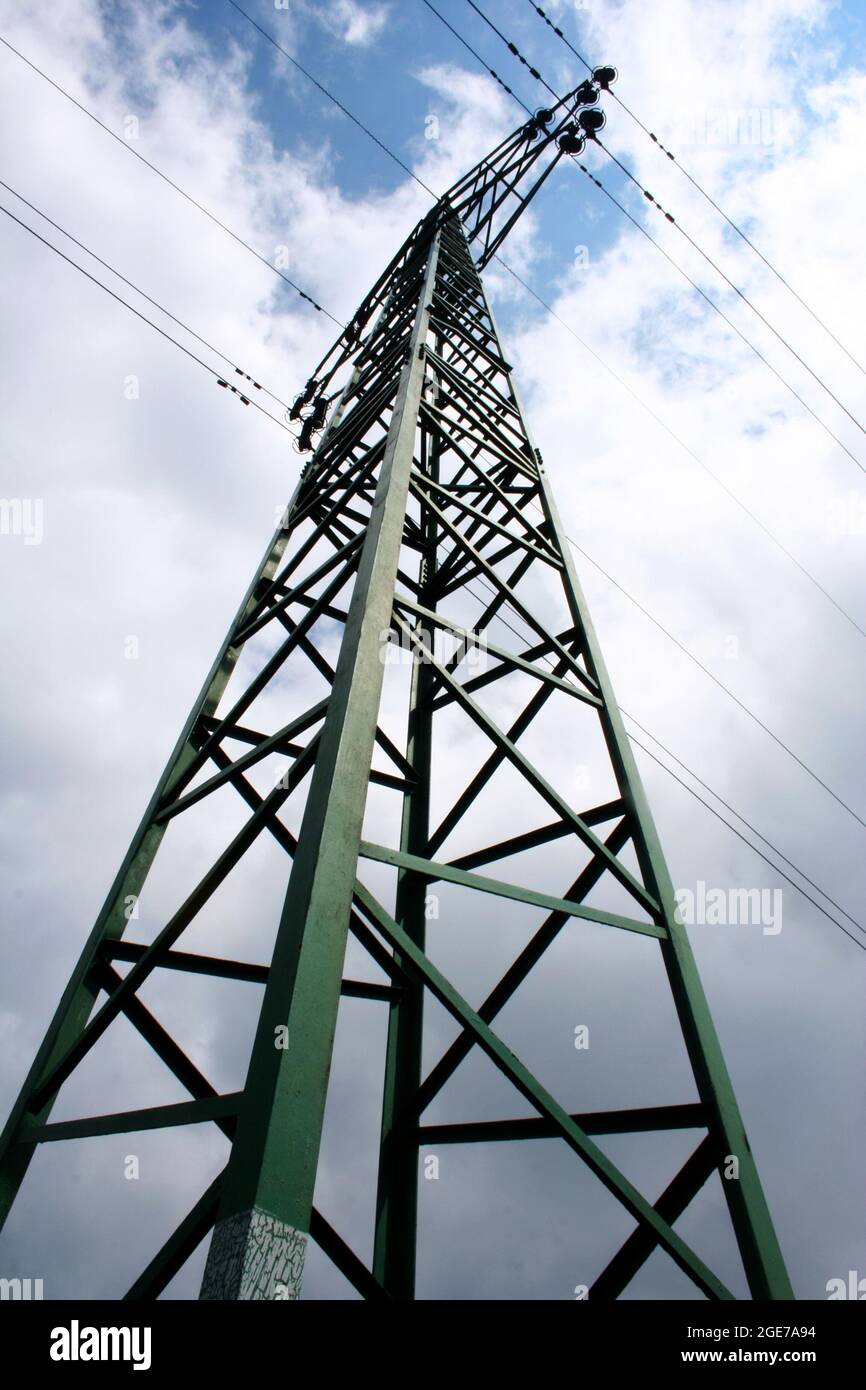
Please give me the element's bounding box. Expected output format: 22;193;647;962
297;84;591;426
0;169;792;1303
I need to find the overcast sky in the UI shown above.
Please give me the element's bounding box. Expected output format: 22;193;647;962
0;0;864;1302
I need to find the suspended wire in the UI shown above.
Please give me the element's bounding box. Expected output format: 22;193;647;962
243;0;864;519
0;178;292;417
235;0;865;503
570;156;866;476
2;8;857;953
457;569;865;953
423;0;866;641
464;0;559;101
622;710;864;938
522;0;866;381
626;732;866;955
449;1;866;476
0;33;344;328
0;202;299;439
6;0;855;641
473;479;866;836
558;522;866;831
10;8;863;864
229;0;866;837
596;137;866;442
420;0;531;113
226;0;438;199
493;258;866;644
659;155;866;379
522;0;594;69
226;0;866;837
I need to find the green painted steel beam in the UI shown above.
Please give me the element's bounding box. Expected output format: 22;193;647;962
478;278;794;1300
352;880;735;1302
0;506;299;1228
21;1094;242;1144
124;1170;225;1302
392;612;660;916
372;419;439;1295
359;840;665;939
417;1104;709;1143
197;222;444;1301
590;1136;720;1301
410;818;635;1118
393;593;601;706
0;110;793;1305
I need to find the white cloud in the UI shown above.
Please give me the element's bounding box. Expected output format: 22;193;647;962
0;0;864;1300
319;0;389;48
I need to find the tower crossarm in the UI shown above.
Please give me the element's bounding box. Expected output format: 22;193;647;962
291;85;595;437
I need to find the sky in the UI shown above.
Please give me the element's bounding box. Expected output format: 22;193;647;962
0;0;865;1302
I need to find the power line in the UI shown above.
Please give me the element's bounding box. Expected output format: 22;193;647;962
493;259;866;644
14;7;862;856
522;0;866;382
244;0;865;512
464;0;559;101
459;571;865;953
627;731;866;955
0;32;344;328
249;0;854;541
38;115;854;915
560;524;866;831
467;487;866;847
8;9;860;950
622;711;864;937
596;136;866;443
226;0;438;199
420;0;531;113
0;202;298;439
423;0;866;640
448;0;866;475
0;178;292;417
229;0;866;837
569;155;866;476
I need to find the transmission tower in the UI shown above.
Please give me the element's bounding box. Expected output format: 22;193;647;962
0;86;792;1301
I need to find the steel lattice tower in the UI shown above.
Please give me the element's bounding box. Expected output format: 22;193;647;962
0;90;792;1301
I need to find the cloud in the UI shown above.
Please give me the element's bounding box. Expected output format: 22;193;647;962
319;0;389;48
0;0;864;1303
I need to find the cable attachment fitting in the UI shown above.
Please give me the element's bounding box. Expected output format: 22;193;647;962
534;107;555;127
235;367;262;390
297;416;316;453
295;391;330;454
592;65;618;90
574;79;599;106
289;376;319;421
578;107;607;138
217;379;250;405
556;123;585;156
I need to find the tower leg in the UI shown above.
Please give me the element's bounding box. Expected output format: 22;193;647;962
372;400;442;1298
200;229;442;1300
0;520;292;1230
